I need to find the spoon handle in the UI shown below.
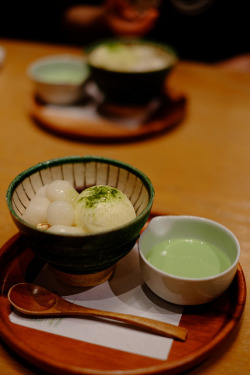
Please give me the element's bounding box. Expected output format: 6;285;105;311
88;309;187;341
57;301;188;341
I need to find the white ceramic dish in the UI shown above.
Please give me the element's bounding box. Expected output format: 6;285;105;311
139;215;240;305
27;54;89;105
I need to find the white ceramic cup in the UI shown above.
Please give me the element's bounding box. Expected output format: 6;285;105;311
27;54;89;105
139;215;240;305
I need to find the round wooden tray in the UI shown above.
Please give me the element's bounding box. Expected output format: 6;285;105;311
0;233;246;375
28;84;187;143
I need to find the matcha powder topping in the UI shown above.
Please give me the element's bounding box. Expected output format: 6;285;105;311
79;185;123;208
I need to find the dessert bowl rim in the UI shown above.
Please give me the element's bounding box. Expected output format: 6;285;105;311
85;37;178;74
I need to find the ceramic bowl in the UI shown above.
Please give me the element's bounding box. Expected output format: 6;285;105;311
6;156;154;286
86;38;178;104
27;54;90;105
139;215;240;305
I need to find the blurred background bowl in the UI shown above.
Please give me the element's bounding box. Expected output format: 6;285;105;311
139;215;240;305
27;54;90;105
6;156;154;287
86;38;178;104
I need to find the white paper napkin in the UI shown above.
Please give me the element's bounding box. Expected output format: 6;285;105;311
9;245;183;360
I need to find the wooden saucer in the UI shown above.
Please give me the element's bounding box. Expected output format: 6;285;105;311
0;231;246;375
28;84;187;142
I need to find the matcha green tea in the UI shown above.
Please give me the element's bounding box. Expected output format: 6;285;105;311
40;70;84;83
37;64;89;84
146;239;231;278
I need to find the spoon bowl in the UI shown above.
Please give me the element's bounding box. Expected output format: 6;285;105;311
9;283;58;313
8;283;187;341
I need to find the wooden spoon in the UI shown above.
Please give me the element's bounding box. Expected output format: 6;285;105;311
8;283;187;341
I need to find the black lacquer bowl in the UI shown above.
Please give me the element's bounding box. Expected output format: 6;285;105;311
6;156;154;286
86;38;178;104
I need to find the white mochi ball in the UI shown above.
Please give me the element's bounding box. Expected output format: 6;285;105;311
47;225;85;234
46;180;78;204
35;184;49;198
47;200;75;226
22;196;50;226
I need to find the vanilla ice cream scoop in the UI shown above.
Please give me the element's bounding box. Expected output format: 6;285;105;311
75;185;136;233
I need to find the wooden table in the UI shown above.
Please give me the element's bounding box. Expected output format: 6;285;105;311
0;38;249;375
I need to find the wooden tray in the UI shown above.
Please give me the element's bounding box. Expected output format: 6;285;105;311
28;85;187;143
0;233;246;375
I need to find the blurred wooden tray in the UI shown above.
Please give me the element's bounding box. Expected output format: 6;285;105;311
0;232;246;375
28;85;187;142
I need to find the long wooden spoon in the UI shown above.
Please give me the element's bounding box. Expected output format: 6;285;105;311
8;283;187;341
